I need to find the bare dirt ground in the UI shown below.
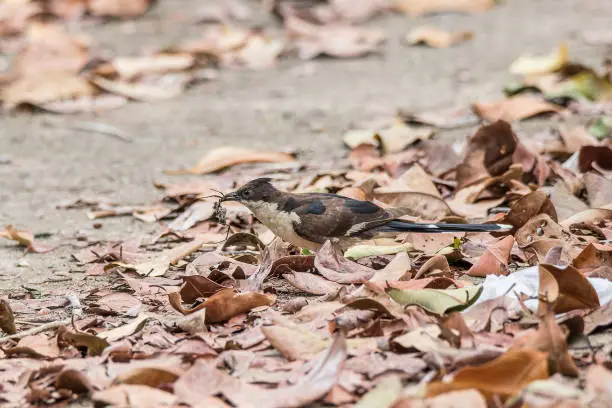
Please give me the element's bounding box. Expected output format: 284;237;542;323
0;0;610;295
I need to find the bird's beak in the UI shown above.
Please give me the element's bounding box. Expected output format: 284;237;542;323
221;192;241;202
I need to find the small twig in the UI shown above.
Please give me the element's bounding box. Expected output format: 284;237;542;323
42;118;132;143
0;319;70;343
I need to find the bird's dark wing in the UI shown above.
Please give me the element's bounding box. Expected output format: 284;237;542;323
289;194;393;243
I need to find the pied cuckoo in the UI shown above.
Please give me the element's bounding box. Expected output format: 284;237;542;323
221;178;511;251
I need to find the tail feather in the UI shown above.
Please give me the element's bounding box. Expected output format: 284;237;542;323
381;220;512;233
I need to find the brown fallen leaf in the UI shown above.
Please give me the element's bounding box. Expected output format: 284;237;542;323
560;208;612;229
98;314;149;342
539;263;600;313
168;288;275;323
426;349;549;402
584;172;612;208
503;190;558;231
512;311;579;377
93;384;177;407
88;292;142;316
393;0;493;16
515;214;579;265
166;146;295;175
0;299;16;335
314;240;375;283
283;271;342;295
456;120;518;190
55;368;93;395
179;275;230;303
57;326;110;357
405;26;474;48
572;243;612;274
0;0;42;36
220;33;286;70
88;0;153;17
549;182;589;222
168;201;215;231
2;72;95;109
467;236;514;277
0;225;56;253
115;366;182;387
119;237;206;277
10;21;89;79
7;334;61;359
578;145;612;173
473;95;562;122
390;163;441;198
285;16;385;60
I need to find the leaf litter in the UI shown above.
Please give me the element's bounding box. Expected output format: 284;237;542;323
2;2;612;408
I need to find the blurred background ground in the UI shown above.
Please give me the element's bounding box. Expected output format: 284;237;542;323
1;0;611;292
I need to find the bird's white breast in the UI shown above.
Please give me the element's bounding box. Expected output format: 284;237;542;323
245;201;318;250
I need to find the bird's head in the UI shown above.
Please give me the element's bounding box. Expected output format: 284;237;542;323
222;178;279;205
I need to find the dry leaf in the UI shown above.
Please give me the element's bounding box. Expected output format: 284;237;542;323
120;237;206;277
169;288;275;323
166;146;295;175
427;349;549;401
539;263;600;313
467;236;514;277
283;271;342;295
394;0;493;16
0;225;56;253
314;240;375;283
0;299;16;335
405;26;474;48
88;0;153;17
473;95;562;122
509;43;569;76
285;16;385;60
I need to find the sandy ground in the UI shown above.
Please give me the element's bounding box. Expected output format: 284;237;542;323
1;0;611;295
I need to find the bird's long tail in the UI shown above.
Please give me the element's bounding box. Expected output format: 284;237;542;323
381;220;512;233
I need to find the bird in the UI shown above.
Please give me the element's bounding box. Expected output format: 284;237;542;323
221;178;511;252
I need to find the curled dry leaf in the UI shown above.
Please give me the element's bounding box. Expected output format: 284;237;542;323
168;288;275;323
285;16;385;60
549;182;589;223
503;190;558;231
314;240;375;283
118;237;206;277
57;326;109;357
98;314;149;342
578;145;612;172
168;201;215;231
2;72;95;109
538;263;600;313
343;123;433;155
387;285;482;315
427;349;549;402
512;312;579;377
405;26;474;48
467;235;514;277
166;146;295;175
509;43;568;76
0;299;16;335
572;243;612;274
179;275;230;303
473;95;562;122
0;225;56;253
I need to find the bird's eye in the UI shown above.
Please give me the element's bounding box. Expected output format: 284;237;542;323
241;189;252;199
